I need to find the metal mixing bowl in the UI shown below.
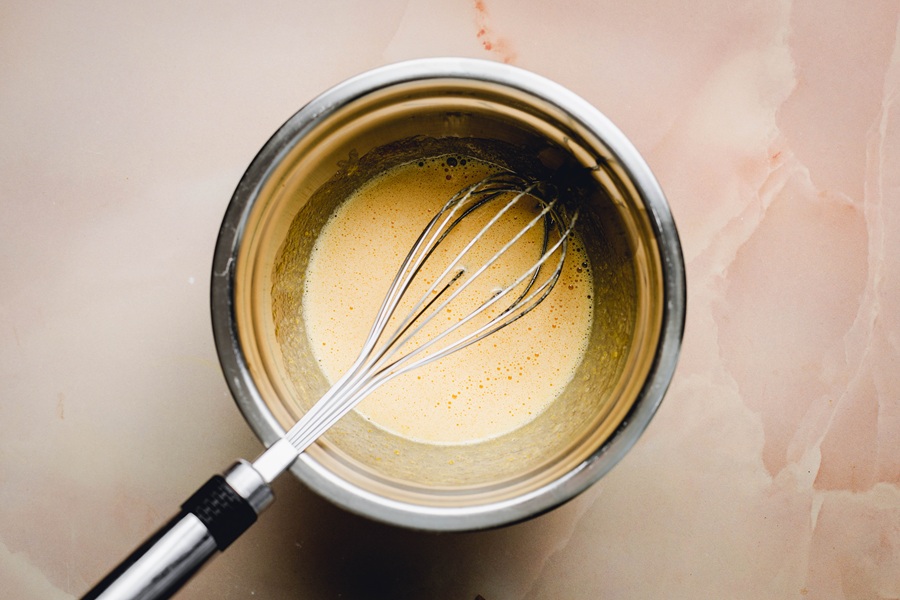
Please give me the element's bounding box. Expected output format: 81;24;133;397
211;57;685;530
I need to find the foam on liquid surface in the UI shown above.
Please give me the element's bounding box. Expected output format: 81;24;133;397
302;156;593;445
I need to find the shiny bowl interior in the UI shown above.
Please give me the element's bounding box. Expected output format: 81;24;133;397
211;58;685;530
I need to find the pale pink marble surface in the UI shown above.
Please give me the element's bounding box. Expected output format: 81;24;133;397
2;1;899;598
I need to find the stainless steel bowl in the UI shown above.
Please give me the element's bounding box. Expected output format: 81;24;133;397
211;57;685;531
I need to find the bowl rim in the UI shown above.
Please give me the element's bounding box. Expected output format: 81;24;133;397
210;57;686;531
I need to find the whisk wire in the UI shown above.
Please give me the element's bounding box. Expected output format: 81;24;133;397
373;196;562;375
286;209;577;453
372;185;551;370
370;179;536;358
383;208;577;375
284;172;577;453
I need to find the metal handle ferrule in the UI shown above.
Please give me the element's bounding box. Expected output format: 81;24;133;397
81;461;273;600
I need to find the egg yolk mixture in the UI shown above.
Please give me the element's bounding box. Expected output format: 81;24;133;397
301;156;593;445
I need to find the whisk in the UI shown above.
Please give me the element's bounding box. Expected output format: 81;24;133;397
82;172;578;600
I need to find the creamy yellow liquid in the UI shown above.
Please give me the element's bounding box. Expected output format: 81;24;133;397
302;156;593;445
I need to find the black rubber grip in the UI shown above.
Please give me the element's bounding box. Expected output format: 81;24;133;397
182;475;256;551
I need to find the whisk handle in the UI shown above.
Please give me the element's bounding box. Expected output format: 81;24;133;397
81;460;273;600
